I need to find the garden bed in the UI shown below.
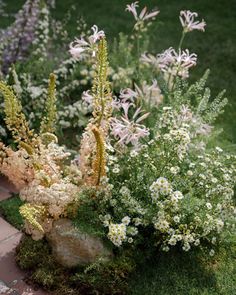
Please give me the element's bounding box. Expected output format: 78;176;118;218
0;1;235;294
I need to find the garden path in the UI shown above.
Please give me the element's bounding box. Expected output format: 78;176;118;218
0;177;49;295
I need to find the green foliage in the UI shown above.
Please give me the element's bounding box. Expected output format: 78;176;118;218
16;236;65;289
40;73;57;134
0;81;35;147
16;235;135;294
16;235;51;270
74;254;135;295
0;195;23;229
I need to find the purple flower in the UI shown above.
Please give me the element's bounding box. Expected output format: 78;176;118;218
0;0;41;74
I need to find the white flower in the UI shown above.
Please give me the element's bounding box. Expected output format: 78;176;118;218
128;237;133;243
173;216;180;223
130;150;139;157
187;170;193;176
171;191;184;200
170;166;180;175
108;223;127;247
209;249;215;256
182;243;191;251
112;166;120;174
168;235;177;246
154;219;170;232
122;216;131;225
162;245;170;252
150;177;172;201
215;146;223;153
194;239;200;246
206;202;212;210
179;10;206;33
212;237;217;244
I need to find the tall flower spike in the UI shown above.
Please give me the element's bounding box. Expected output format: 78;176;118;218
78;38;112;186
92;37;112;130
91;126;106;186
0;81;37;153
40;73;57;135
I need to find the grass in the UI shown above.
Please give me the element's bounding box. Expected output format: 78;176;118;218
129;245;236;295
0;195;24;229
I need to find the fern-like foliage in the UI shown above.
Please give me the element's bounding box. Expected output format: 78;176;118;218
19;203;46;232
40;73;57;134
172;70;228;123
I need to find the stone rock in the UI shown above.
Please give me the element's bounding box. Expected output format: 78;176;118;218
46;218;113;268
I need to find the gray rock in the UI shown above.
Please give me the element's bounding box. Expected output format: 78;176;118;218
46;218;113;268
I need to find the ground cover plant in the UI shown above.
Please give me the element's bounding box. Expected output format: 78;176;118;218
0;1;236;294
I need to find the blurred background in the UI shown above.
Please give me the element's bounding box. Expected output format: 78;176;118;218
1;0;236;142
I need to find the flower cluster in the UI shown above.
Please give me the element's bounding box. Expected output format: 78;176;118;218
108;223;127;247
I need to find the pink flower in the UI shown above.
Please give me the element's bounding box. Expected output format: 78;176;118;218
111;103;150;148
119;80;163;106
141;48;197;79
126;2;159;22
179;10;206;33
69;25;105;59
82;90;93;104
120;88;139;102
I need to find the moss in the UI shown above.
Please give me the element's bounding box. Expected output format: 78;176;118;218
16;235;51;270
16;235;133;294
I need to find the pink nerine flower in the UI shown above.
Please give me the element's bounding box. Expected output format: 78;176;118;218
82;90;93;104
141;47;197;79
126;1;159;22
69;25;105;59
111;103;150;148
119;80;163;106
179;10;206;32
